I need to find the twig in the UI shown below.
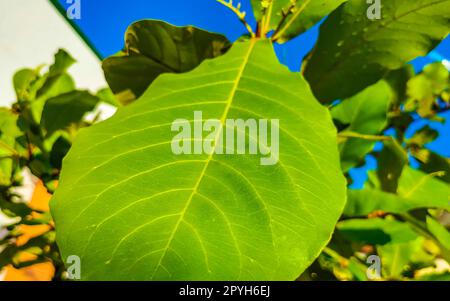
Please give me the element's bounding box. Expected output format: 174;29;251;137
271;2;296;40
217;0;255;37
338;132;392;141
272;0;311;41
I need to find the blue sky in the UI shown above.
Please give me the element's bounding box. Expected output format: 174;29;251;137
56;0;449;188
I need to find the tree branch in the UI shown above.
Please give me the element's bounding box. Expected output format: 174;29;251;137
217;0;255;37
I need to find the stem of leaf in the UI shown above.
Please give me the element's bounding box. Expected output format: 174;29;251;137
323;247;347;263
217;0;255;38
271;3;296;41
272;0;311;41
323;247;369;274
338;132;392;141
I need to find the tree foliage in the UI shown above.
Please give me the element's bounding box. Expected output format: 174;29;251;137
0;50;115;279
1;0;450;281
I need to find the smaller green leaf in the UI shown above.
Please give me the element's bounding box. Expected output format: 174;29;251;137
16;50;77;123
36;49;76;100
378;237;425;278
427;216;450;250
398;167;450;205
407;125;439;148
102;20;231;101
417;272;450;281
13;69;39;100
405;62;449;117
337;218;418;245
414;150;450;183
409;62;449;100
385;65;415;106
0;109;21;186
48;49;76;77
40;91;99;136
345;167;450;216
377;139;409;193
50;136;72;170
344;189;415;216
332;81;391;171
96;88;121;107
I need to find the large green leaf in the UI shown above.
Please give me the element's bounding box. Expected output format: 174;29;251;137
303;0;450;103
51;39;346;280
250;0;346;42
102;20;231;102
332;80;391;171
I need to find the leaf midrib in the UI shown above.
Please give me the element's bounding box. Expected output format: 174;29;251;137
150;39;257;279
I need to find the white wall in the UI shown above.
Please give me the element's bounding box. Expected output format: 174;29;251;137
0;0;106;106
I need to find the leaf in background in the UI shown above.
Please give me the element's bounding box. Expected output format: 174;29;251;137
405;62;449;117
13;69;40;101
377;139;408;193
40;91;99;136
96;88;121;107
303;0;450;103
48;49;76;77
35;49;76;100
408;62;449;99
385;65;416;106
378;237;425;278
407;125;439;148
427;216;450;250
345;166;450;216
102;20;231;102
337;218;418;245
417;271;450;280
0;109;21;186
398;167;450;205
344;189;416;216
332;81;391;171
251;0;346;42
49;136;72;170
51;40;346;280
414;150;450;183
14;50;77;124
